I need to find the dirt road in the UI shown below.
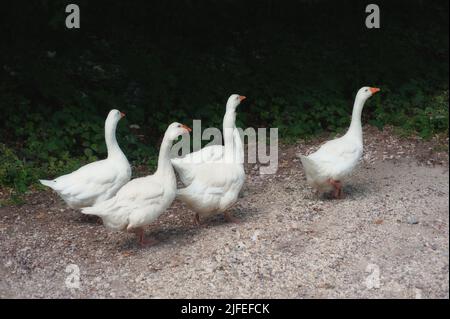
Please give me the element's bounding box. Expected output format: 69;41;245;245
0;126;448;298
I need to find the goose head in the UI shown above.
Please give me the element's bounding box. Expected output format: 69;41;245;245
226;94;246;113
165;122;192;141
106;109;126;125
356;86;380;103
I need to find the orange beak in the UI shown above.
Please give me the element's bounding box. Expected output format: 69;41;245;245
120;112;126;118
239;95;247;101
369;87;380;94
181;124;192;132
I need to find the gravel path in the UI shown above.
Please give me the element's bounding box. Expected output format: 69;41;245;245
0;127;448;298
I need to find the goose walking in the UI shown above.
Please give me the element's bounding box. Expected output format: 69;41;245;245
82;123;191;246
299;87;380;198
39;109;131;209
171;94;246;225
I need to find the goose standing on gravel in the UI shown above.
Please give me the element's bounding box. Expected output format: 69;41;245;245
39;109;131;209
82;123;192;246
299;87;380;198
171;94;246;225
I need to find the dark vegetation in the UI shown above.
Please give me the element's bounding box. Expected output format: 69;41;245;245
0;0;448;195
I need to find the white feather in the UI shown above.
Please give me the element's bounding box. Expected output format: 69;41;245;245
82;122;189;232
172;95;246;220
39;109;131;209
299;87;379;192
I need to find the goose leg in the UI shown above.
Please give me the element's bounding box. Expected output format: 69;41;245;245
193;213;210;227
134;228;158;247
224;211;241;223
328;179;343;199
337;183;343;198
193;213;201;226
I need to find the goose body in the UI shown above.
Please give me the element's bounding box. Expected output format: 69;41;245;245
39;109;131;208
300;87;380;197
177;161;245;218
171;128;242;185
82;122;191;245
300;134;363;192
171;144;225;186
171;94;246;223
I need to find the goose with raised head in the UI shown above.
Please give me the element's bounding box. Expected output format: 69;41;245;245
299;87;380;198
82;122;191;246
171;94;246;225
39;109;131;208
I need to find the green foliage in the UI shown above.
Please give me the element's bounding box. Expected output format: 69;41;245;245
0;144;38;193
0;0;448;196
370;87;449;139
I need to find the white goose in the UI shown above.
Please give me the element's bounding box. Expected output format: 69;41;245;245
171;94;246;225
81;122;191;246
39;109;131;208
300;87;380;198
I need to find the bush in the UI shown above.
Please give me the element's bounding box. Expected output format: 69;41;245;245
0;1;448;196
370;87;449;139
0;144;39;193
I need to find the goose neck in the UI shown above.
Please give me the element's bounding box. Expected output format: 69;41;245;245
233;127;244;164
223;110;237;162
346;96;365;140
105;118;124;159
155;136;175;177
